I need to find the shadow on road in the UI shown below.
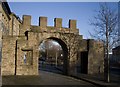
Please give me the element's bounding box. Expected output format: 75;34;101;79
39;62;64;75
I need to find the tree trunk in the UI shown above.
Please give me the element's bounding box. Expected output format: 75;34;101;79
105;18;110;82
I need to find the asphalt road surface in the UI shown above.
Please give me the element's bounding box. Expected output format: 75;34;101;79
2;70;97;86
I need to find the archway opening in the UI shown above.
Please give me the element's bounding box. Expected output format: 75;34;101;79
38;38;68;75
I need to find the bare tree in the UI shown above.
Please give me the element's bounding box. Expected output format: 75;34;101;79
89;3;119;82
39;40;63;64
39;40;52;59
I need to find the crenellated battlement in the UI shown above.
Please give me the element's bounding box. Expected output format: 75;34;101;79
23;15;31;26
21;15;79;35
39;16;47;27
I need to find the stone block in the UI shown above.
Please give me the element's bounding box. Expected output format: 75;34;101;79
23;15;31;26
69;20;76;29
54;18;62;28
39;17;47;27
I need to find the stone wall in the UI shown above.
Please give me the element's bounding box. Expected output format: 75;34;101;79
1;36;16;75
16;36;38;75
0;2;11;62
0;3;10;35
77;39;104;75
88;40;104;74
9;13;21;36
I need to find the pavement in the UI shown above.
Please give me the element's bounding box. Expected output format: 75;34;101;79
39;63;120;87
71;73;120;87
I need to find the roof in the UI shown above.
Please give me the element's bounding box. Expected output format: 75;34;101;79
1;1;11;19
3;2;11;14
11;12;22;23
112;46;120;51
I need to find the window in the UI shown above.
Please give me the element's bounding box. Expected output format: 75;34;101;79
22;50;33;65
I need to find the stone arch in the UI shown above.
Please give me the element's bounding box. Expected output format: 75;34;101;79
38;37;69;75
1;14;104;76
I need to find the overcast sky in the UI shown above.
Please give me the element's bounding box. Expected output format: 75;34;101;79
8;2;118;39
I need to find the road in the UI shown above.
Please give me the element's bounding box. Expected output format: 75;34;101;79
2;70;97;86
2;63;120;86
1;63;97;86
39;63;64;74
